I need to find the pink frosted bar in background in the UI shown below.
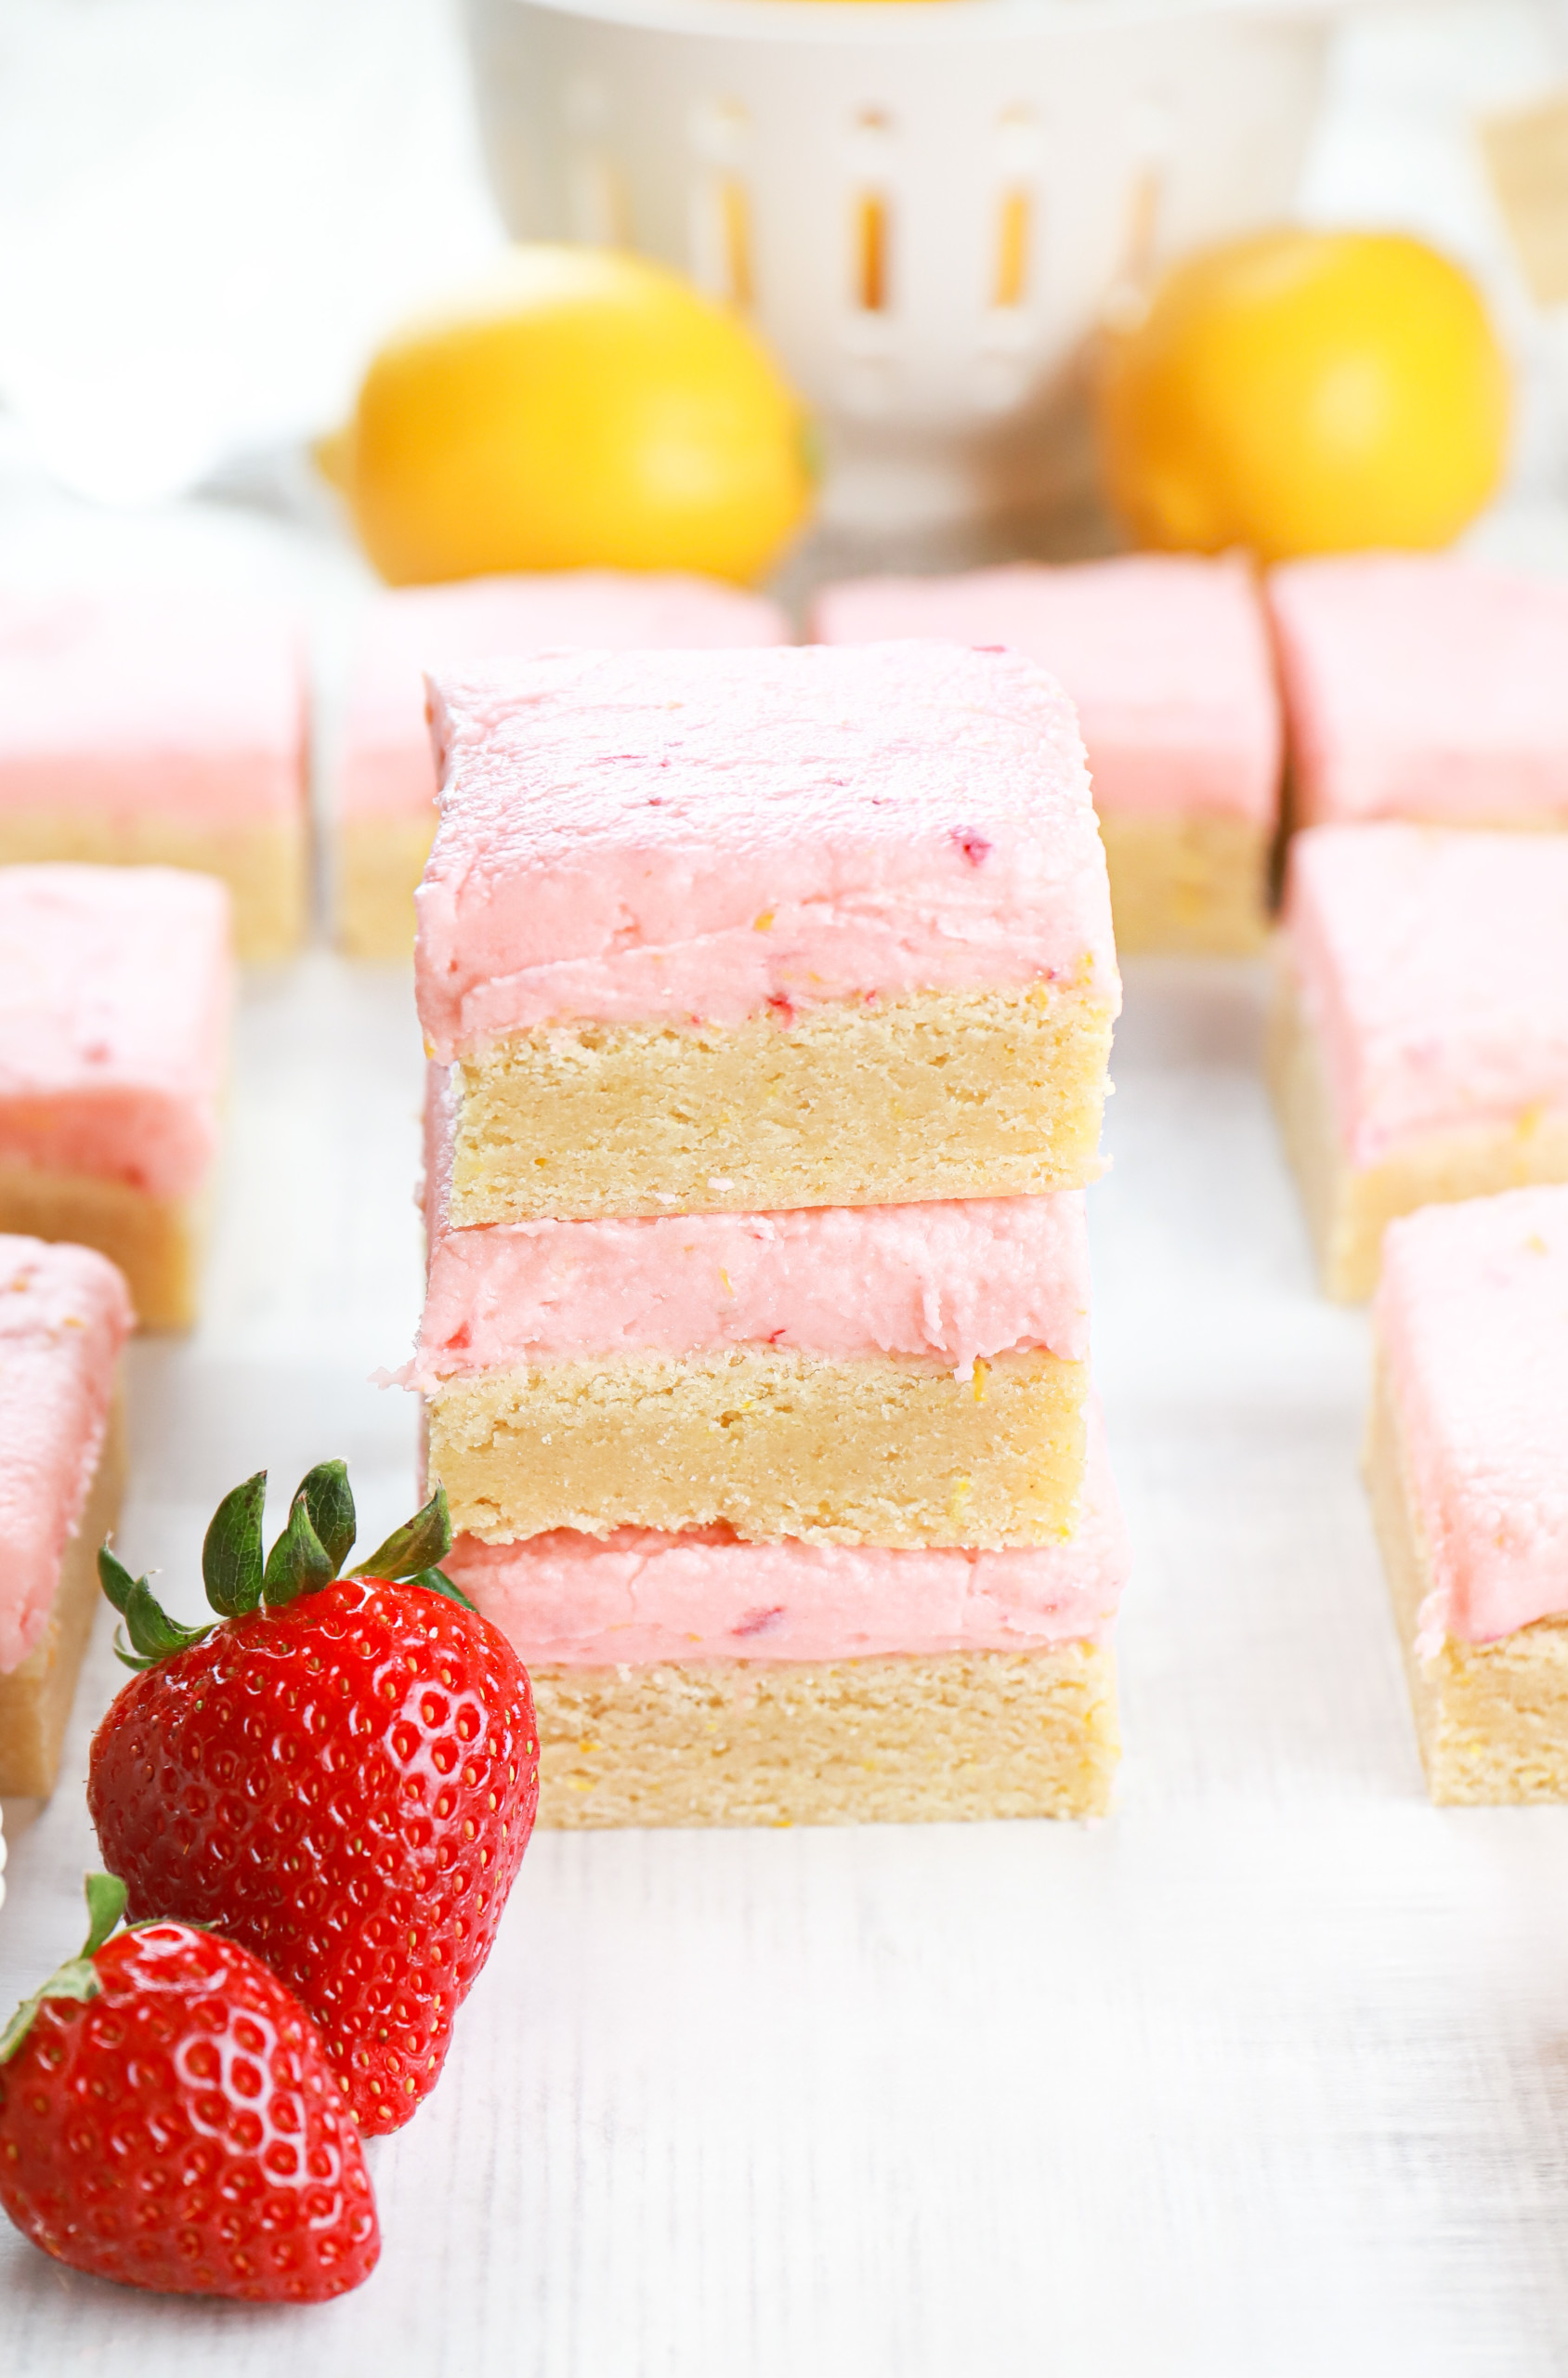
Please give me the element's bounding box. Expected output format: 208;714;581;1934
415;641;1115;1060
1375;1185;1568;1646
0;865;232;1200
1268;554;1568;827
416;1065;1092;1383
812;554;1281;824
447;1405;1130;1666
0;1235;132;1673
0;587;304;830
1281;825;1568;1169
339;569;790;826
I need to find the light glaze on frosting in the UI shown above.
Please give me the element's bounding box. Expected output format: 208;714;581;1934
341;570;788;822
414;643;1117;1060
0;866;232;1199
1269;555;1568;827
416;1066;1091;1381
445;1405;1128;1664
1376;1185;1568;1648
813;555;1281;823
0;588;305;827
1283;825;1568;1166
0;1235;132;1672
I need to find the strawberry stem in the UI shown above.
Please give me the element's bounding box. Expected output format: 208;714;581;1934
97;1468;470;1663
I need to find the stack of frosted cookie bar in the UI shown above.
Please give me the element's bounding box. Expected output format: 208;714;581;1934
411;641;1129;1826
813;555;1281;956
334;570;787;957
1367;1184;1568;1803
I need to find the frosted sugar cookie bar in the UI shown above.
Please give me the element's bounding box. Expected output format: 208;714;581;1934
416;643;1119;1223
1367;1185;1568;1803
1268;555;1568;830
0;1236;131;1796
417;1067;1091;1544
1268;825;1568;1300
336;569;788;956
0;866;232;1326
813;555;1280;955
0;589;307;960
445;1406;1127;1826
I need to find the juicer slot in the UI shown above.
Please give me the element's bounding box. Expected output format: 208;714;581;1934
1105;94;1172;322
687;99;753;307
990;107;1040;313
856;193;890;314
846;110;895;318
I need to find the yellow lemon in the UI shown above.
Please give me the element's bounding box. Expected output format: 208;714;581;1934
1096;229;1510;562
333;245;814;586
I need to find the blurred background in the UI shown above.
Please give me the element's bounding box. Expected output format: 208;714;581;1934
5;0;1568;604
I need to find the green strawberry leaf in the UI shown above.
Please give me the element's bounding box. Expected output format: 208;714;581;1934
0;1873;126;2065
121;1576;215;1665
298;1459;356;1577
101;1545;215;1670
97;1544;138;1614
410;1565;477;1613
361;1484;452;1583
202;1470;267;1616
81;1871;128;1957
262;1489;335;1608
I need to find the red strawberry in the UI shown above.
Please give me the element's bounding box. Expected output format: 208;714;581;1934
86;1464;539;2134
0;1872;379;2302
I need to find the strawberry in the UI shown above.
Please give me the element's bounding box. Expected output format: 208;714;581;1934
86;1464;539;2134
0;1872;379;2302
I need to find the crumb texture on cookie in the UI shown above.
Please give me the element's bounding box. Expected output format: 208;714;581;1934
445;981;1115;1225
528;1643;1119;1826
429;1345;1088;1548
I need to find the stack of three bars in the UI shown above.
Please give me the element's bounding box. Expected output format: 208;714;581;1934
410;642;1130;1825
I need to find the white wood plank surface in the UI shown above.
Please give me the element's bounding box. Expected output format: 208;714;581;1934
7;951;1568;2375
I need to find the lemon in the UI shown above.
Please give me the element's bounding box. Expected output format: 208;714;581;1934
333;245;814;586
1096;229;1510;562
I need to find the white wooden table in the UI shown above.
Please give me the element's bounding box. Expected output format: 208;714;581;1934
8;947;1568;2376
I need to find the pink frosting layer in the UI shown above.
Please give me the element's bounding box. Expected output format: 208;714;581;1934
1283;825;1568;1167
445;1405;1128;1664
1268;555;1568;826
0;865;233;1199
340;570;788;823
417;1065;1090;1380
414;643;1117;1060
0;588;305;828
0;1235;132;1672
813;555;1281;824
1376;1185;1568;1647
